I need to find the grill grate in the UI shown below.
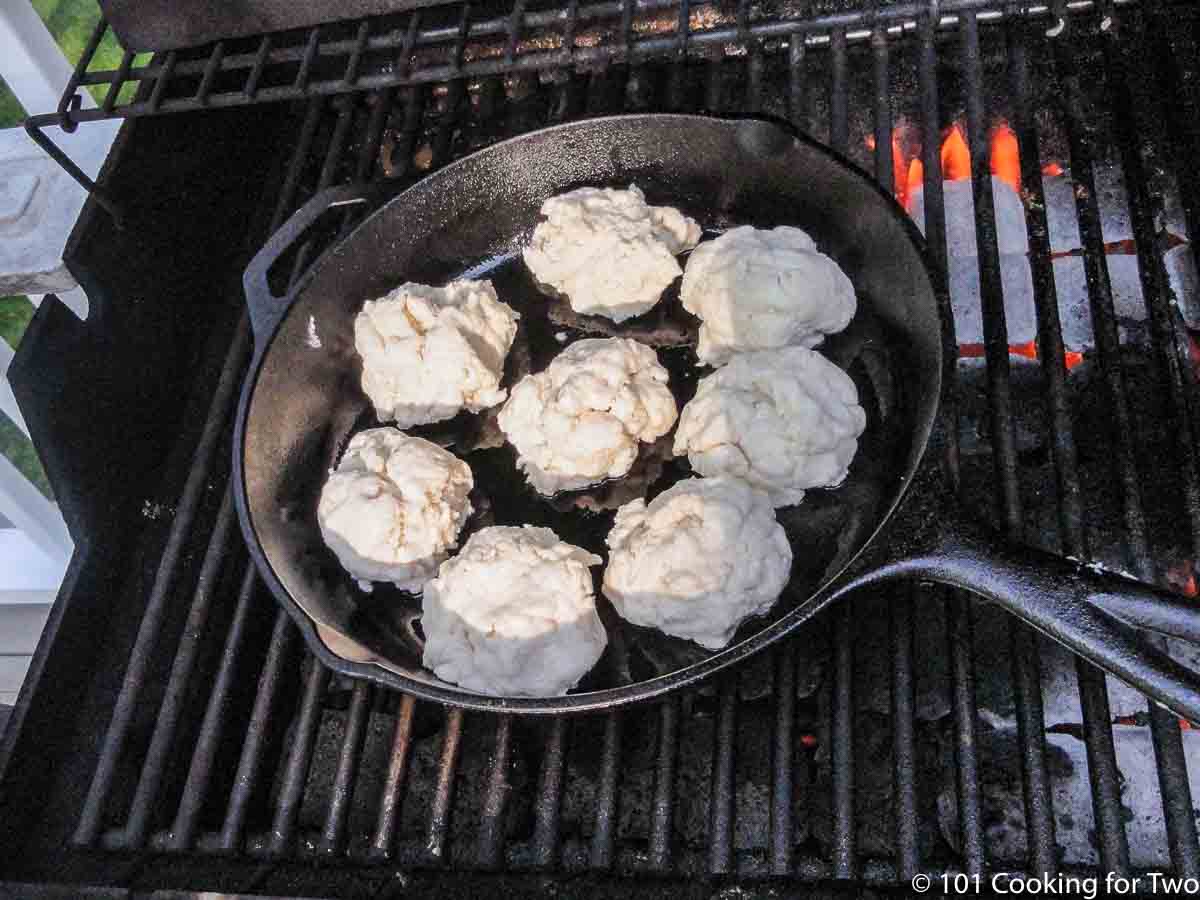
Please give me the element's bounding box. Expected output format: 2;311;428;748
3;0;1200;893
32;1;1120;126
25;0;1128;222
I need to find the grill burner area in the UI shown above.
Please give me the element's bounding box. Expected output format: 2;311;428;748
3;1;1200;896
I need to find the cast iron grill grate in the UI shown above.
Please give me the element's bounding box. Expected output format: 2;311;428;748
3;0;1200;894
23;0;1138;219
31;1;1133;127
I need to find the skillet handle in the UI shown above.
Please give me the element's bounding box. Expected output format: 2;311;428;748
844;507;1200;722
242;183;377;343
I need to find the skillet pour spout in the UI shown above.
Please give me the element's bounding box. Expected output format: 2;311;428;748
235;114;1200;716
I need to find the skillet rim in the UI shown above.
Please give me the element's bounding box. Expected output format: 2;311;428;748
232;112;948;714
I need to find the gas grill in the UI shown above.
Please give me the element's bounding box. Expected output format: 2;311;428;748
3;0;1200;895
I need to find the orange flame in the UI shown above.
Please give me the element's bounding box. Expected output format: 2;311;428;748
1010;340;1038;361
990;123;1022;193
867;132;917;209
1166;560;1199;599
872;120;1063;213
891;132;908;207
937;121;1062;192
906;157;924;205
941;124;972;181
958;341;1085;371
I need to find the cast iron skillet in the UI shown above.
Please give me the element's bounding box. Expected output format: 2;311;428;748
234;114;1200;716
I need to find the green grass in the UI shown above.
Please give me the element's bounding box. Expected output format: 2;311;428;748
33;0;126;79
0;78;24;129
0;297;50;499
0;297;35;349
0;0;134;128
0;420;51;499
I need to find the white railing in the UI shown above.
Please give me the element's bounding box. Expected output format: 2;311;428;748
0;0;122;603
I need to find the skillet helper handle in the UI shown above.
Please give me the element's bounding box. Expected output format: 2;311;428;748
242;183;377;343
902;515;1200;722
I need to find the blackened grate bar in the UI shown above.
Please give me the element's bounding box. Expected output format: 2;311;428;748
707;677;737;874
871;26;894;194
244;37;273;99
100;49;134;113
266;657;329;857
532;717;569;868
426;709;465;862
476;713;513;869
891;592;918;881
196;41;226;104
295;28;323;92
370;694;417;859
589;712;622;870
909;22;987;876
961;10;1059;879
1009;619;1057;873
963;10;1020;532
148;49;178;111
345;20;372;86
219;610;295;852
166;564;259;851
769;647;795;876
829;27;849;153
648;697;679;872
830;605;856;879
788;33;809;129
827;34;856;882
319;681;372;855
947;592;984;874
